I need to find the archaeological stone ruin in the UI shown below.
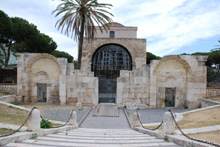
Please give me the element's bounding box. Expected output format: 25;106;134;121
16;22;208;109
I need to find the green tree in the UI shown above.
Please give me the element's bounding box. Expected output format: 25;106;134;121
53;0;113;69
0;14;39;67
207;66;217;82
209;49;220;72
0;10;12;67
13;33;57;53
146;52;161;64
51;50;74;63
0;10;57;67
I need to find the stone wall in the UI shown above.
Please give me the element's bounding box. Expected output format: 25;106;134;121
94;26;137;39
0;83;17;94
200;98;220;108
117;65;150;109
206;87;220;97
17;53;66;104
16;53;208;109
81;38;146;72
149;55;207;108
0;95;16;103
66;69;98;106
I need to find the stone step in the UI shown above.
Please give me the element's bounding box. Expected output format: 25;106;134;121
61;131;144;135
4;128;180;147
48;134;155;139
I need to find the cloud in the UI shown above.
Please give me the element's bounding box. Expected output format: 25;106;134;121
107;0;220;56
1;0;220;58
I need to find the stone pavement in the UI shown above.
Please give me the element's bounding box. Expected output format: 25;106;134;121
4;128;180;147
127;107;188;124
80;109;130;129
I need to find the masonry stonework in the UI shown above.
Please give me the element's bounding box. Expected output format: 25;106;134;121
16;22;208;109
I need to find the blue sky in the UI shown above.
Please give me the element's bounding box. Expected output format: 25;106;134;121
1;0;220;59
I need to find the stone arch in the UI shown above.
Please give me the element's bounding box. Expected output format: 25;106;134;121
153;55;191;76
91;43;133;71
26;54;62;74
35;71;49;81
165;75;176;83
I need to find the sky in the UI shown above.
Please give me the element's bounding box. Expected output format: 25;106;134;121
1;0;220;59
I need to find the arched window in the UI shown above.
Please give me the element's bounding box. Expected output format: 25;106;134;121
92;44;132;71
92;44;132;103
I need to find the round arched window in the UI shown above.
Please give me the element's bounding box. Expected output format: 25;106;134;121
92;44;132;103
92;44;132;71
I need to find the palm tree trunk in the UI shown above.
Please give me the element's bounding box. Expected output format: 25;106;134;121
77;14;85;69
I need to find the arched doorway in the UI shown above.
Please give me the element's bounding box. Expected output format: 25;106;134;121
92;44;132;103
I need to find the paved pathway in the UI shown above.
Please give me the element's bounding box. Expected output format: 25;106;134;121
80;109;130;129
4;128;180;147
127;107;188;124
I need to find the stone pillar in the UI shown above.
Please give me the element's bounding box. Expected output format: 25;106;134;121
59;75;66;105
69;111;78;127
27;109;41;132
162;111;175;135
132;112;141;128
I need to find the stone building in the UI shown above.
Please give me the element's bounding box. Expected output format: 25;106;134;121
17;22;208;109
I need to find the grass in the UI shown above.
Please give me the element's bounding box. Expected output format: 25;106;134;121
0;104;28;126
0;128;15;135
177;107;220;129
144;106;220;130
188;130;220;145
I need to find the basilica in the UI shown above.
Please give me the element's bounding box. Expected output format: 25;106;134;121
17;22;208;109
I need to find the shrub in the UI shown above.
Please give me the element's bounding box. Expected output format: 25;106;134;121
40;119;52;128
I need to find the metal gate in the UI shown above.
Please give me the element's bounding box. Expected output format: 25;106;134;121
92;44;132;103
37;83;47;102
165;88;176;107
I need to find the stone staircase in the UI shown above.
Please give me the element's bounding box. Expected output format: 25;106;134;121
93;103;119;117
5;128;180;147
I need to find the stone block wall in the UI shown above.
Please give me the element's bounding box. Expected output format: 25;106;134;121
181;55;207;103
94;26;137;39
149;55;207;108
66;70;98;106
0;83;17;94
206;87;220;97
81;38;146;72
117;65;150;109
17;53;67;104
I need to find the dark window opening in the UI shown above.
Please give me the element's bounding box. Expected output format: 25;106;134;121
92;44;132;103
165;88;176;107
110;31;115;38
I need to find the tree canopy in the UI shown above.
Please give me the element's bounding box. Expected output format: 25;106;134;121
51;50;74;63
53;0;113;69
146;52;161;64
0;10;57;67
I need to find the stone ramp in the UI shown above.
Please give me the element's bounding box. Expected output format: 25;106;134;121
5;128;180;147
93;103;119;117
81;109;130;129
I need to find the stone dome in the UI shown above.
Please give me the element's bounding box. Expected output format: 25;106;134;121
105;22;124;27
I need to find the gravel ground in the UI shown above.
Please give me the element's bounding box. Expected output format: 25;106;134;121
41;107;91;123
21;103;91;123
127;107;188;124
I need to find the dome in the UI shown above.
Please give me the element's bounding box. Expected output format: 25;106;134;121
105;22;124;27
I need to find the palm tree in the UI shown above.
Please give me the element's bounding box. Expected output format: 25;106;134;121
52;0;113;69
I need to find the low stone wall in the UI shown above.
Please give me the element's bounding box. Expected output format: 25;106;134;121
0;95;17;103
0;83;17;94
200;98;220;108
206;87;220;97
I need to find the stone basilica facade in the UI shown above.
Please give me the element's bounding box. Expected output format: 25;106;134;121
17;22;208;109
